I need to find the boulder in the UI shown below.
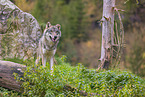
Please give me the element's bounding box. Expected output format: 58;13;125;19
0;0;42;59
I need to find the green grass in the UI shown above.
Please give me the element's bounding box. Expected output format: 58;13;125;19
1;56;145;97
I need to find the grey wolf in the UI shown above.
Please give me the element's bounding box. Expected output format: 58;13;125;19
35;22;61;73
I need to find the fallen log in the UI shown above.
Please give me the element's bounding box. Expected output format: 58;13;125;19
0;60;26;92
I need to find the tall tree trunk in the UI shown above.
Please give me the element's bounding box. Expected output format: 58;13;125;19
100;0;115;69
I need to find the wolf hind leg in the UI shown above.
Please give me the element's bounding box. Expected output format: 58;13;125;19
54;57;57;65
35;56;40;65
42;55;46;67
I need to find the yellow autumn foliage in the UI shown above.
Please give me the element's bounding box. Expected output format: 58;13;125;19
86;41;93;47
14;0;34;12
143;52;145;59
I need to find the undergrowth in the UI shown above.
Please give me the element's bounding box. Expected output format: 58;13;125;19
1;56;145;97
0;87;21;97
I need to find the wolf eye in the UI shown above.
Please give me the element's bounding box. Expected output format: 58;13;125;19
48;30;53;34
48;31;51;34
56;31;59;34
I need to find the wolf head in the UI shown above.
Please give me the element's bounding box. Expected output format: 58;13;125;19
44;22;61;42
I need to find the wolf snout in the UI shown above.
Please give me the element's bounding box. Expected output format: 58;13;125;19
54;36;57;40
50;36;57;42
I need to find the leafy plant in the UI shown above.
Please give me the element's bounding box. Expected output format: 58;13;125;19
12;56;145;96
0;87;20;97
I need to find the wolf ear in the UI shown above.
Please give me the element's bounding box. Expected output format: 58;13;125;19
56;24;61;30
46;22;51;29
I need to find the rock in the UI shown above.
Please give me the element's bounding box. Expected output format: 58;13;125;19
0;0;42;59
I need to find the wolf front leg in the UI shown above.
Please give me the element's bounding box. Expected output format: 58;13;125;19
50;49;56;74
50;56;54;74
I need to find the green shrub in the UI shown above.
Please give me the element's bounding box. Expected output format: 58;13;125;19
12;56;145;96
0;87;20;97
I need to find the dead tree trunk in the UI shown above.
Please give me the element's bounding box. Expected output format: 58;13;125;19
100;0;115;69
0;60;26;92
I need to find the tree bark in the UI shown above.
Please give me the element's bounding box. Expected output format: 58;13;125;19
100;0;115;69
0;60;26;92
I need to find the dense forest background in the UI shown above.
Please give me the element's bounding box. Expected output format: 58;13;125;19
10;0;145;77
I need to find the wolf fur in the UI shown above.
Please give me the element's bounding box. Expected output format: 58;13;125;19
35;22;61;73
